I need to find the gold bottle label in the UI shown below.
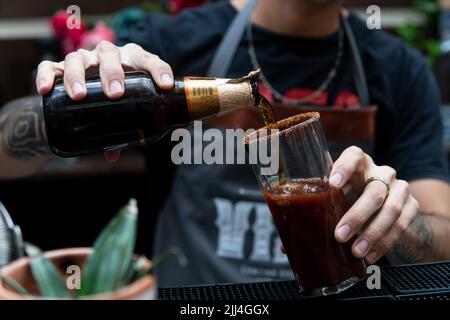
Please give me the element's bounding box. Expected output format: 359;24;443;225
184;76;256;120
184;77;220;120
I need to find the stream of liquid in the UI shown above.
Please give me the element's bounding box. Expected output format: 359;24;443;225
257;97;286;185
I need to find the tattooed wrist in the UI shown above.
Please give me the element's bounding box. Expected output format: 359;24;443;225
388;213;433;264
0;96;52;160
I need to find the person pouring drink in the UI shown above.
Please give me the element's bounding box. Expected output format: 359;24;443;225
1;0;449;287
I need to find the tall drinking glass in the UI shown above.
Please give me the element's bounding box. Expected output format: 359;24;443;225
244;112;366;297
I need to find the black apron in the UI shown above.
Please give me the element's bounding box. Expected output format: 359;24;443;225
153;0;376;287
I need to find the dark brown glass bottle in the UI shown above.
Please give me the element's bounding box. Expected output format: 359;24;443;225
43;71;260;157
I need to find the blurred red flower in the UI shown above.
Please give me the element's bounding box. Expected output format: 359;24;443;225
50;10;115;56
80;22;116;50
51;10;87;55
168;0;208;14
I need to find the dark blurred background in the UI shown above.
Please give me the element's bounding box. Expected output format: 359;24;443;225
1;0;448;258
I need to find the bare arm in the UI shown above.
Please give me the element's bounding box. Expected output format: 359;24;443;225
0;95;55;179
388;179;450;263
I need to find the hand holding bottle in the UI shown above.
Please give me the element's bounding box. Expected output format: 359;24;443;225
36;41;175;99
36;41;175;161
38;41;260;158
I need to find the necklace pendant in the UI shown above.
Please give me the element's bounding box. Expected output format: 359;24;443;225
247;21;344;108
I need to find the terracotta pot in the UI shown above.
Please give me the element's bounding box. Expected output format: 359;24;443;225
0;247;157;300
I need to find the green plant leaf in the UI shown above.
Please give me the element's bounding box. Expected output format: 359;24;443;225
25;243;71;298
0;274;30;295
78;199;138;297
425;40;441;56
397;23;418;46
425;40;441;67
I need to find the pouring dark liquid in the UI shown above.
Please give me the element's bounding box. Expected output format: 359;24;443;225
257;96;286;184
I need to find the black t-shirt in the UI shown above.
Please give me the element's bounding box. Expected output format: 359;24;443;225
117;2;449;286
118;1;449;183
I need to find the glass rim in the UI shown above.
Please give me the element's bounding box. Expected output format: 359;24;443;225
243;112;320;145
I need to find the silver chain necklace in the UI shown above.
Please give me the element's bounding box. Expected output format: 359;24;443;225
246;22;344;106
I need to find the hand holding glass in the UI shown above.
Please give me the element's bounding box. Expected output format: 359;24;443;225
245;112;366;296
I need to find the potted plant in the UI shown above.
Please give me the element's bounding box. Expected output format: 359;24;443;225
0;199;185;300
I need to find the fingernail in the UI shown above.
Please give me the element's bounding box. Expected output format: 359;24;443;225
355;239;369;256
366;251;378;264
336;224;351;241
329;173;343;187
71;82;84;96
161;73;173;85
109;80;123;94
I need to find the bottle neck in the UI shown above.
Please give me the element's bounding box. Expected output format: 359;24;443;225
179;77;259;121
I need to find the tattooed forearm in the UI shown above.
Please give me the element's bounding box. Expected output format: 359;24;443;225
0;96;51;160
388;213;434;264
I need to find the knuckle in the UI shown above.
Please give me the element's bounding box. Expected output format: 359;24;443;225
123;42;143;52
368;186;387;206
364;153;374;166
397;218;410;233
363;152;374;164
366;226;384;242
142;51;160;61
65;51;80;61
124;42;140;49
97;40;116;52
37;60;53;70
347;146;364;157
141;51;153;59
380;166;397;180
396;179;409;193
76;48;94;61
386;202;402;218
349;211;366;228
